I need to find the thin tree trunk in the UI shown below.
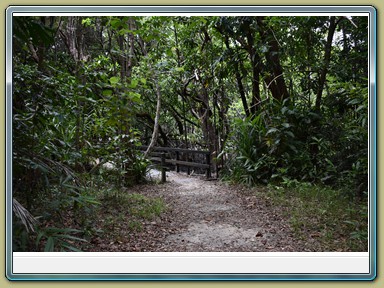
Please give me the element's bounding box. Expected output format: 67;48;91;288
244;27;261;115
144;80;162;157
222;35;250;117
173;20;188;147
199;85;216;158
126;18;135;80
256;17;289;101
248;48;261;114
59;16;87;63
118;34;126;81
235;59;250;117
315;16;339;111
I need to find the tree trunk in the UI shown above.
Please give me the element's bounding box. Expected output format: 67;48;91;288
144;80;162;157
218;29;251;117
199;85;217;165
233;20;261;115
126;18;135;80
59;16;88;63
235;59;250;117
256;17;289;101
315;16;338;111
118;34;126;81
246;32;261;114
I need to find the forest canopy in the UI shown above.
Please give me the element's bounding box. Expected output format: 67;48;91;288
12;15;369;252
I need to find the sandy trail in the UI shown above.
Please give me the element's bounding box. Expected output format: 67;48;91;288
139;170;301;252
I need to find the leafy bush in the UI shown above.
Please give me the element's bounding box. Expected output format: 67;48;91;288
222;90;368;200
35;227;87;252
12;49;148;251
220;114;270;185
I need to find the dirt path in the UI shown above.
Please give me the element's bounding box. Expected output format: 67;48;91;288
113;171;307;252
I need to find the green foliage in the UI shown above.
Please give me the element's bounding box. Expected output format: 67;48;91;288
222;87;368;200
266;181;367;251
221;114;270;185
12;15;370;252
126;193;165;220
12;20;148;251
99;192;166;240
12;223;30;251
222;100;303;185
13;17;55;46
343;204;368;250
36;227;87;252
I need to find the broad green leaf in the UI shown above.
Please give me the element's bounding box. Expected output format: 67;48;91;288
118;28;135;36
82;18;92;27
266;127;278;135
356;104;366;112
56;234;88;242
129;79;139;88
109;76;120;86
166;49;173;57
36;231;45;247
285;131;295;138
44;237;55;252
110;18;122;29
102;89;113;96
60;242;82;252
288;144;298;153
78;96;97;103
128;92;142;103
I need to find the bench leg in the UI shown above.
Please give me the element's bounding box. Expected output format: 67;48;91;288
176;151;180;173
206;153;211;179
206;168;211;179
161;152;166;183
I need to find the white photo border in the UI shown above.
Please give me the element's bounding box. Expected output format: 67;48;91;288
5;5;377;281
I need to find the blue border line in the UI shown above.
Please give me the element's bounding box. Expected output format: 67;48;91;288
371;5;377;281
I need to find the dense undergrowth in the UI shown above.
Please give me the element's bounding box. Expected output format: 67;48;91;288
13;165;164;252
12;15;370;252
12;137;151;251
220;97;369;251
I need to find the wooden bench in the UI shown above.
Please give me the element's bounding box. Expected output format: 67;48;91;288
140;146;211;182
150;157;210;169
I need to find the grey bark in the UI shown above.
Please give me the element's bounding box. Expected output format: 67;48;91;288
144;79;162;157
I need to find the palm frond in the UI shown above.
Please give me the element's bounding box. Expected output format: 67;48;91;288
12;198;39;233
